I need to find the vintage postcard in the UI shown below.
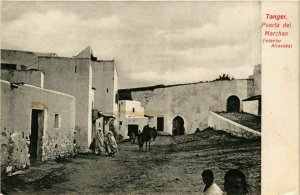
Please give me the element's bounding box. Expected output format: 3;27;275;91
0;1;299;195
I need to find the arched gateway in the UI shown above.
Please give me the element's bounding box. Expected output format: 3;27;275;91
227;95;240;112
172;116;185;136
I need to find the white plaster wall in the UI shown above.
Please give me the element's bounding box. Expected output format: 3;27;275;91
91;61;104;112
87;65;93;147
118;117;148;139
119;100;144;118
113;66;118;116
208;111;260;138
132;80;253;135
91;61;117;116
243;100;260;115
253;64;261;95
38;57;92;151
0;80;75;170
1;70;44;88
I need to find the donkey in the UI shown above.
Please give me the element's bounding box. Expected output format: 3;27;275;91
138;125;157;151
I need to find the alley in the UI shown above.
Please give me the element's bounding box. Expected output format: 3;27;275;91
2;129;261;195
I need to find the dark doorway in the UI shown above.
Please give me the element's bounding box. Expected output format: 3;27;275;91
227;96;240;112
172;116;185;136
128;124;139;136
157;117;164;131
30;109;44;162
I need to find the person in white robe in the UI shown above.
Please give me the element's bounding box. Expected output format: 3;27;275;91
105;131;118;156
95;127;105;155
200;169;223;195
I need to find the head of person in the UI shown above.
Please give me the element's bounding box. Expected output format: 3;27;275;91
107;131;114;136
201;169;214;185
224;169;249;195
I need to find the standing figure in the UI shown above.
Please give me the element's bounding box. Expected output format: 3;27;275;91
200;169;223;195
224;169;249;195
130;131;136;144
95;127;105;155
137;130;144;151
105;131;118;156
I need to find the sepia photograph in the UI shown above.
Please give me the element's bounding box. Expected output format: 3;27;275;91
3;1;297;194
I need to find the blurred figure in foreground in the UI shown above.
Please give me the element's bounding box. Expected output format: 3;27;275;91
224;169;249;195
201;169;223;195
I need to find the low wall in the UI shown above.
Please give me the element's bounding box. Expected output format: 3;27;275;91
208;111;261;138
243;100;260;116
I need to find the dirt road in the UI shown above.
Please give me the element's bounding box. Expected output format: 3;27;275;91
2;129;261;194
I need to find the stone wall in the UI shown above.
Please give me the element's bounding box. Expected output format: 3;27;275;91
130;79;254;135
208;111;261;138
1;80;75;171
131;90;154;108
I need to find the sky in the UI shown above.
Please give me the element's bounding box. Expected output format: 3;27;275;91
1;1;261;89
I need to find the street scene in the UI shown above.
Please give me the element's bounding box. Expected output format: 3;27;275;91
2;129;260;194
1;2;261;195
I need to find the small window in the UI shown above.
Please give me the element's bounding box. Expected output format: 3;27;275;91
54;114;60;128
75;65;77;73
132;108;135;113
115;93;118;103
1;63;17;70
119;121;122;125
107;88;109;93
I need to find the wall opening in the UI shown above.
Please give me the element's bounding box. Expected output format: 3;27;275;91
1;63;17;70
54;113;60;128
227;95;240;112
172;116;185;136
128;124;138;136
30;109;44;162
157;117;164;131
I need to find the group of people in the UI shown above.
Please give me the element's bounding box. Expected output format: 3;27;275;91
201;169;249;195
93;127;118;156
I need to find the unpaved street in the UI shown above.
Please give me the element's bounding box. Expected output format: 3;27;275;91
2;129;261;194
